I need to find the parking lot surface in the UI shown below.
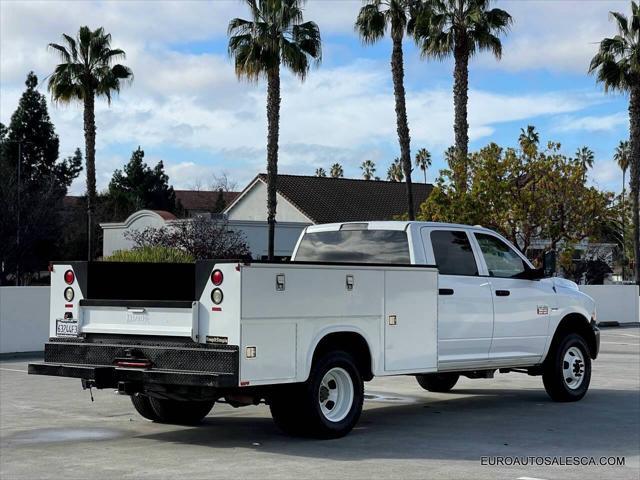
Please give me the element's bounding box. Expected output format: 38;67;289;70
1;327;638;480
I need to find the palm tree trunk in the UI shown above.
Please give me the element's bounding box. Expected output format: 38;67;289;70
83;92;97;261
629;85;640;285
266;66;281;261
622;169;626;281
424;169;427;185
453;39;470;192
390;35;415;220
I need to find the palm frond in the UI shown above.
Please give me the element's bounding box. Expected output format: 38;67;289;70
355;3;387;45
473;30;502;59
62;34;78;60
103;48;127;63
47;26;132;103
292;21;322;63
228;17;255;36
228;0;320;81
610;11;629;36
281;37;310;79
48;43;71;63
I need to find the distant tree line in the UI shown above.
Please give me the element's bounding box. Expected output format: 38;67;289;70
0;73;82;285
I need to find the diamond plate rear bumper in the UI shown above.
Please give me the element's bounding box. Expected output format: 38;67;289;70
28;339;239;388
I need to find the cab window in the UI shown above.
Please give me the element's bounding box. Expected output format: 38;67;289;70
295;229;411;264
475;233;527;278
430;230;478;276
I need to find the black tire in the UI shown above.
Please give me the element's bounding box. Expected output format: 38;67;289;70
149;397;215;425
415;373;460;392
270;351;364;439
269;384;307;436
131;393;160;421
543;333;591;402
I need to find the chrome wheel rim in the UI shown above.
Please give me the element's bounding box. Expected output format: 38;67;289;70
319;367;354;423
563;346;586;390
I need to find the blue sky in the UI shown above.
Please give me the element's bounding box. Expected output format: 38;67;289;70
0;0;631;195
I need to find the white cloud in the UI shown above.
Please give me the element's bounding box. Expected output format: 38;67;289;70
485;0;629;73
590;158;624;193
1;0;621;197
553;112;628;133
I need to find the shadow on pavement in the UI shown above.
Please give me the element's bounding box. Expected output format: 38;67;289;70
134;387;639;462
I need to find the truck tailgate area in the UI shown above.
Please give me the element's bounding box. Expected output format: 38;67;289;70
79;300;198;338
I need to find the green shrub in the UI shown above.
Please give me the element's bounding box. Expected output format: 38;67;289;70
105;246;194;263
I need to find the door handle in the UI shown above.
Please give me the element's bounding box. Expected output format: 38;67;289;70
495;290;510;297
439;288;454;296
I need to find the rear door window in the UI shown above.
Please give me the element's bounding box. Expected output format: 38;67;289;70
430;230;478;276
294;229;411;264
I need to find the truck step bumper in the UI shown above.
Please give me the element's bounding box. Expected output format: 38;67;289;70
28;339;239;389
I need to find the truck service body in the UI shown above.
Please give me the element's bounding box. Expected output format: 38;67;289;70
29;221;600;438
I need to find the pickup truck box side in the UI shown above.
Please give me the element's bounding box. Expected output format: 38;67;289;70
29;221;600;439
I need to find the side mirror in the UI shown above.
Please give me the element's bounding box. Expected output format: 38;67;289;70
518;266;545;280
543;250;556;278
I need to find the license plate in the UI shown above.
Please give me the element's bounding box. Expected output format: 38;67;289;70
56;319;78;337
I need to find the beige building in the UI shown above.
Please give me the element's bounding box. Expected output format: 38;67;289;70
102;174;433;259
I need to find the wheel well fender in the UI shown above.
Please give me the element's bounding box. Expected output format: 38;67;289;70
307;330;374;382
548;313;598;360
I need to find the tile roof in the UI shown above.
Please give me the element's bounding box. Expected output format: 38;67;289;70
174;190;240;212
151;210;177;221
254;174;433;224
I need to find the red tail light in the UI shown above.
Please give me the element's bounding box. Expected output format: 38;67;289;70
211;269;223;286
64;270;75;285
115;359;152;369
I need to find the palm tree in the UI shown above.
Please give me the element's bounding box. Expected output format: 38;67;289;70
575;146;595;182
48;26;133;260
616;140;631;196
361;160;376;180
228;0;321;260
315;167;327;177
415;148;431;183
615;140;631;280
590;1;639;284
414;0;511;191
356;0;417;219
518;125;540;159
387;158;404;182
330;163;344;178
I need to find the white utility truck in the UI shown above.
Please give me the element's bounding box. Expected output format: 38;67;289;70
29;222;599;438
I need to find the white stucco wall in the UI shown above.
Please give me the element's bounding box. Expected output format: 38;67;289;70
226;179;313;223
230;221;308;258
579;285;640;325
0;287;50;354
101;210;173;257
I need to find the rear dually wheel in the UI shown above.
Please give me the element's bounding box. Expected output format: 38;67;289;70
270;350;364;439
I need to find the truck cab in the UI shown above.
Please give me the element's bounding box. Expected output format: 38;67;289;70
29;221;600;439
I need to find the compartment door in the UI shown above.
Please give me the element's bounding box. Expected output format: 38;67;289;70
384;270;438;372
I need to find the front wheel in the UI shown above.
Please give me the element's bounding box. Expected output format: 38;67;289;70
270;351;364;439
416;373;460;392
543;333;591;402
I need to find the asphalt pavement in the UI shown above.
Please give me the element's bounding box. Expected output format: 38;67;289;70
0;327;638;480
